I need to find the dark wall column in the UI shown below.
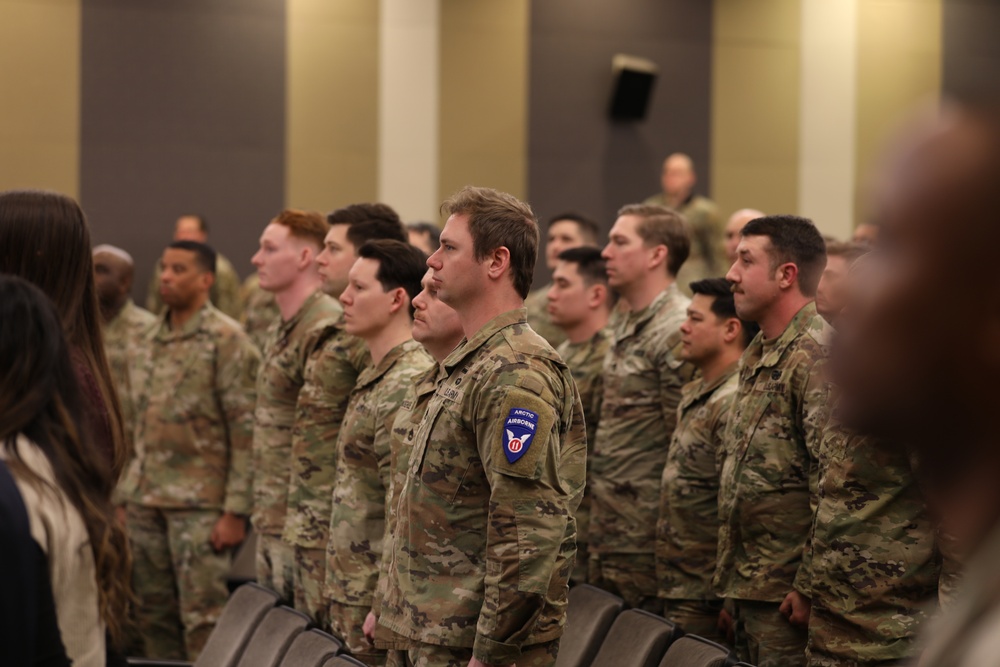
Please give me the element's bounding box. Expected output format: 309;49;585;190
942;0;1000;98
81;0;287;301
528;0;713;280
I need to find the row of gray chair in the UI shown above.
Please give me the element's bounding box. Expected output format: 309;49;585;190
555;584;746;667
128;582;367;667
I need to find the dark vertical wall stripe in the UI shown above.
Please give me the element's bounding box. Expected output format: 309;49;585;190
80;0;286;299
942;0;1000;98
528;0;713;267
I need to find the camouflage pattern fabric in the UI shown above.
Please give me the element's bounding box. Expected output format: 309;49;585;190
657;368;737;600
239;272;280;352
805;422;940;666
293;546;328;629
556;328;609;584
127;505;233;661
524;286;567;349
589;285;694;565
122;302;259;513
644;193;724;292
282;316;368;549
377;309;586;666
325;340;432;660
386;639;561;667
662;599;726;644
587;552;664;614
146;251;243;319
330;599;386;666
732;599;808;667
251;290;343;538
256;532;295;603
715;303;831;604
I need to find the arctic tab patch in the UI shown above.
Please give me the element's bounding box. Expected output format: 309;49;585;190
503;407;539;464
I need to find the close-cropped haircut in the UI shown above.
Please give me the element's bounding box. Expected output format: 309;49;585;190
741;215;827;297
440;186;539;299
690;277;760;348
179;214;208;234
167;240;217;275
617;203;691;277
548;212;600;245
357;240;428;318
327;203;407;248
272;209;328;249
825;240;868;264
558;246;609;286
407;221;441;248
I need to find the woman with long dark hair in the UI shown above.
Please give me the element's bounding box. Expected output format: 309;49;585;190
0;189;128;481
0;275;131;665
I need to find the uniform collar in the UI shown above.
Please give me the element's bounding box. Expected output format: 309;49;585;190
279;288;327;335
440;307;526;375
617;284;680;339
682;362;739;406
155;300;212;341
357;338;424;388
743;302;822;373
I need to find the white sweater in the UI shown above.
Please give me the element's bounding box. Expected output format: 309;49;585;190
1;435;106;667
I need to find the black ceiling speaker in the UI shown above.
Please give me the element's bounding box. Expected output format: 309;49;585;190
609;54;658;121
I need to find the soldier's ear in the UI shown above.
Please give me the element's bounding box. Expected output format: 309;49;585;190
486;246;511;281
388;287;407;314
723;317;741;344
587;284;606;310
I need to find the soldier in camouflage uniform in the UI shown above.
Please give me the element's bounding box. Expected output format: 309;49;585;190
588;204;695;612
643;153;724;292
239;271;280;352
657;278;757;642
123;241;259;660
250;210;348;610
546;245;614;584
145;215;243;319
93;245;157;457
715;215;831;667
377;187;587;667
365;267;465;650
524;212;601;348
279;205;410;625
324;241;432;664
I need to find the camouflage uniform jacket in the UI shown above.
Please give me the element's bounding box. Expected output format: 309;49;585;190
524;286;567;349
252;290;343;536
556;328;610;544
377;309;587;665
326;339;433;607
240;272;280;352
282;314;368;549
589;285;694;555
123;302;259;513
102;299;157;442
372;363;441;621
146;252;243;319
807;417;940;661
714;302;831;602
657;366;738;601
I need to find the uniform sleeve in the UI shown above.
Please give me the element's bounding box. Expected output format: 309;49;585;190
217;332;261;515
472;370;585;665
144;266;163;315
659;340;694;439
287;328;360;545
214;261;245;320
792;359;831;596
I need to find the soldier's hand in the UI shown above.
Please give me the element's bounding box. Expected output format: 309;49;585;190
779;590;811;628
467;660;514;667
363;611;378;642
210;512;247;552
115;505;127;527
717;608;735;642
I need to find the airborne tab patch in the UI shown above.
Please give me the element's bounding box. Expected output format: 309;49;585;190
503;407;539;464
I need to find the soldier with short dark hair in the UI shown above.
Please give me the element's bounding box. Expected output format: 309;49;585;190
324;240;433;665
716;215;831;667
656;278;757;642
377;186;586;667
124;240;259;660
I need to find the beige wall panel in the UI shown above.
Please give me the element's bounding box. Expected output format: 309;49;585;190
438;0;528;208
855;0;942;224
711;0;801;222
0;0;80;197
286;0;379;211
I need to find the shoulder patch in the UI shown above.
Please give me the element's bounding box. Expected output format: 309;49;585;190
503;408;538;463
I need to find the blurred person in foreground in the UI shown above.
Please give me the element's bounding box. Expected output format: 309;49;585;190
0;190;127;482
0;275;131;666
830;100;1000;667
